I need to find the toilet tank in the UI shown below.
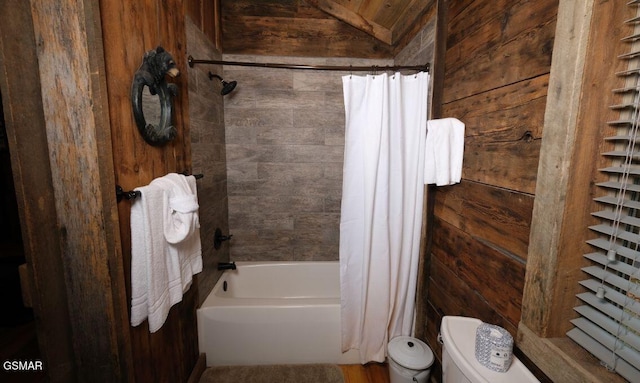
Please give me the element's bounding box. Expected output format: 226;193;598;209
440;316;540;383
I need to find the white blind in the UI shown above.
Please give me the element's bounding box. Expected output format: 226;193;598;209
567;3;640;382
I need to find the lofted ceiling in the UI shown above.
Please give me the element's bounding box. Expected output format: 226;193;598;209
220;0;436;58
306;0;436;45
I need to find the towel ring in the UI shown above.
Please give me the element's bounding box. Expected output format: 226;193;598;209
131;46;180;146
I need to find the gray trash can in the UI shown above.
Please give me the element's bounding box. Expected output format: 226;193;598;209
388;336;434;383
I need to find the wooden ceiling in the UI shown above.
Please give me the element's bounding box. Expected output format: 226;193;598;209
220;0;436;58
306;0;435;45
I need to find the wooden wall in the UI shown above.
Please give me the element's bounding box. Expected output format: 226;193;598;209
0;0;569;379
0;3;78;380
516;2;631;382
221;0;394;58
186;0;222;50
99;0;200;381
1;0;224;380
423;0;559;366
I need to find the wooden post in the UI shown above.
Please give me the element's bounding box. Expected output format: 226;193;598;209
0;1;76;381
24;0;133;380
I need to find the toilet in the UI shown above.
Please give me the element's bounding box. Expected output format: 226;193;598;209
440;316;539;383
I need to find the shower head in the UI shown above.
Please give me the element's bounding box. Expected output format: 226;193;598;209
208;72;237;96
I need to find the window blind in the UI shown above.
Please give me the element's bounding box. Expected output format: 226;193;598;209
567;2;640;382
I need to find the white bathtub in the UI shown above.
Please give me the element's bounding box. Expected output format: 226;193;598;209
197;261;360;366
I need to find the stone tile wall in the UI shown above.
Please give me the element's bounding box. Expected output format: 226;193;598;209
186;18;230;305
223;55;392;261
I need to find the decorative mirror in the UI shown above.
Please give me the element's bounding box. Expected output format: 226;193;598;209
130;46;180;146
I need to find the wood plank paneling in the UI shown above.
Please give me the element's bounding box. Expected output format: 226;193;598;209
423;1;558;369
221;0;394;58
434;181;534;259
432;218;526;328
444;0;556;103
186;0;222;52
443;75;548;194
186;0;203;30
307;0;393;44
99;0;198;381
306;0;435;45
426;255;518;352
388;0;434;46
447;0;557;57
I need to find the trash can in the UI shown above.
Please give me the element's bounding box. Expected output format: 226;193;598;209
388;336;434;383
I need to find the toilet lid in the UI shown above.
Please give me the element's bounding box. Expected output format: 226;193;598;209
388;336;434;370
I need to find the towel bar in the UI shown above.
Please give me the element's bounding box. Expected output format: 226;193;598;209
116;185;142;202
116;173;203;202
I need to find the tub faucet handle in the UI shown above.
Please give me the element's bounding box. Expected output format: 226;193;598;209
214;228;233;250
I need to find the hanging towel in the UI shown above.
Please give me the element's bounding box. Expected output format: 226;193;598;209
424;118;465;186
150;173;203;293
130;182;182;332
130;173;202;333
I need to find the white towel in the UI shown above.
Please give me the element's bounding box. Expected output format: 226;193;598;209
424;118;465;186
150;173;202;294
130;182;182;332
130;173;202;333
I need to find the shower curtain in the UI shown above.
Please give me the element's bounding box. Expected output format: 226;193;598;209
340;72;429;363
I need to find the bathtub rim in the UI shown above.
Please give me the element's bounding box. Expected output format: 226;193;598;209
201;260;341;309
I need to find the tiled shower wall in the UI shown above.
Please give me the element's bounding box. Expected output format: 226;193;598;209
223;21;435;262
186;18;230;304
223;56;391;261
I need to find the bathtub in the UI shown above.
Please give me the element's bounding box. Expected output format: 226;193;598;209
197;261;360;366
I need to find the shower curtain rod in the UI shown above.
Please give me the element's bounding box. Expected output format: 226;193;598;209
187;55;429;73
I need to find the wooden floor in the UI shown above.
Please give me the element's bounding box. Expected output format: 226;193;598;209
340;363;390;383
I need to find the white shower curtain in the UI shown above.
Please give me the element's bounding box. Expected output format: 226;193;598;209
340;72;429;363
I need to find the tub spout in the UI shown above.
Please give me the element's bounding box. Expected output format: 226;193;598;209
217;262;236;270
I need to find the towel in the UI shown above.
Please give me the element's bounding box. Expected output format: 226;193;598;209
130;173;202;333
424;118;465;186
150;173;202;294
130;181;182;332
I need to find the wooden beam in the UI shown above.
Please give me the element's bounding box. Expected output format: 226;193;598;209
520;0;595;337
518;323;626;383
0;2;76;381
27;0;134;380
307;0;393;44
